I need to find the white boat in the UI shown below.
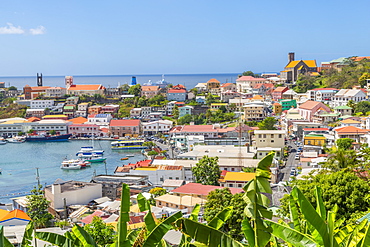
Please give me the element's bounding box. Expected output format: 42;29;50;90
76;136;104;156
79;154;107;163
0;138;6;145
6;137;25;143
61;159;91;170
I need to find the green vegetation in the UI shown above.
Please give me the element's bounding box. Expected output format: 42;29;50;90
257;117;277;130
26;185;53;228
84;216;116;245
191;155;221;185
294;58;370;92
0;103;27;119
204;188;247;240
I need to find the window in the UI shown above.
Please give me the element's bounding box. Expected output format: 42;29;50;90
169;177;173;180
231;168;235;171
238;184;242;188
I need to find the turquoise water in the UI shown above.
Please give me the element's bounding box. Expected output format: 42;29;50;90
0;140;146;204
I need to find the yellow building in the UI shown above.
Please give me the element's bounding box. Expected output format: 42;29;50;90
219;172;256;188
304;134;326;146
210;103;228;111
272;102;282;115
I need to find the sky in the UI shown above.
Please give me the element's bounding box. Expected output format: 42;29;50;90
0;0;369;76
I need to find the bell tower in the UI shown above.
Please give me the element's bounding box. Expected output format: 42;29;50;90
37;73;43;86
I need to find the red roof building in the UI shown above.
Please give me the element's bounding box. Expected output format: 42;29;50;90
171;183;243;199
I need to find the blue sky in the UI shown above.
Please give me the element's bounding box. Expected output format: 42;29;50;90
0;0;369;76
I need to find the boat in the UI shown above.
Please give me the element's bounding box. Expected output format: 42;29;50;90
143;75;169;88
61;159;91;169
121;157;129;160
80;154;107;163
126;155;134;157
76;146;104;156
111;139;146;150
26;133;72;142
6;137;26;143
0;138;6;145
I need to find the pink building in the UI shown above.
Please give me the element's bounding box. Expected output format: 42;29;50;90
272;87;289;101
298;100;331;121
68;124;101;137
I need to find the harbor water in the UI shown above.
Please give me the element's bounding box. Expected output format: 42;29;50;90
0;140;146;204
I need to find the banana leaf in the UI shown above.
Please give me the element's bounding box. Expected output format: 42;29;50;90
35;231;76;247
176;218;244;247
142;211;183;247
314;186;326;220
207;206;233;230
20;221;34;247
359;223;370;247
0;225;14;247
71;224;98;247
137;193;151;212
292;186;332;247
267;219;317;247
117;183;131;247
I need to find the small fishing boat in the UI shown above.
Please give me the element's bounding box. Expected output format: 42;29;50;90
121;157;129;160
7;137;25;143
126;155;134;157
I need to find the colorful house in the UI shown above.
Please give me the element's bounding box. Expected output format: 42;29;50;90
219;172;256;188
279;99;297;111
272;87;289;101
304;134;326;146
0;209;31;226
280;52;317;83
298;100;331;121
272;103;282;115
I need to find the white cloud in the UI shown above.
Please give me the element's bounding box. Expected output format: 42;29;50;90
29;25;46;35
0;23;25;34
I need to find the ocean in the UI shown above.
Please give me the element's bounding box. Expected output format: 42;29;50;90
0;73;240;90
0;140;146;204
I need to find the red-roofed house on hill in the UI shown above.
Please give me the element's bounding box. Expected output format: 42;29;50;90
169;125;219;138
171;182;243;200
272;86;289;101
67;84;105;96
220;83;236;92
236;76;269;93
167;88;187;101
334;126;369;142
109;119;141;137
141;86;160;98
23;85;51;99
298;100;331;121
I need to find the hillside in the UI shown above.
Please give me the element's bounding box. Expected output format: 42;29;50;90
294;58;370;92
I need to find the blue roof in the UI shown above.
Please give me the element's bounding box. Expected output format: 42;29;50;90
95;114;110;118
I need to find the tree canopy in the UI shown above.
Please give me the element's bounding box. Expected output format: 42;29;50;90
191;155;221;185
280;169;370;222
257;117;277;130
26;185;53;228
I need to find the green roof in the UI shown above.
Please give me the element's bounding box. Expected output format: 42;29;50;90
64;106;74;110
305;134;325;138
330;57;347;63
320;113;340;117
340;115;353;119
334;105;352;110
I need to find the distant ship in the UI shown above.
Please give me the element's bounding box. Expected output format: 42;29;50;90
25;134;72;142
143;75;169;88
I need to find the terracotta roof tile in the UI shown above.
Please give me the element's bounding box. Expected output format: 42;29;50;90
68;84;103;91
171;183;243;195
141;86;160;91
110;119;140;127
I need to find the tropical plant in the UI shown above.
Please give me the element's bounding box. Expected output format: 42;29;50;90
26;184;53;228
191;155;221;185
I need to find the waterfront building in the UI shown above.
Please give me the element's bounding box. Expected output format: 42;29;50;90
142;120;173;135
87;114;112;127
109;119;141;137
0;119;70;137
67;84;105;96
26;109;45;118
68;124;100;137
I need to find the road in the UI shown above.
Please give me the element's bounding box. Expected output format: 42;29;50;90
280;141;298;182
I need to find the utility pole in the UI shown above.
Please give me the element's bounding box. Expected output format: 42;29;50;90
36;167;41;191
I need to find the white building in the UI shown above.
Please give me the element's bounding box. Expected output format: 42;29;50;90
331;89;367;107
124;166;185;186
44;180;102;211
166;101;177;116
0;119;70;137
142;120;173;135
45;87;67;98
30;100;55;109
87;114;112;127
254;130;285;149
